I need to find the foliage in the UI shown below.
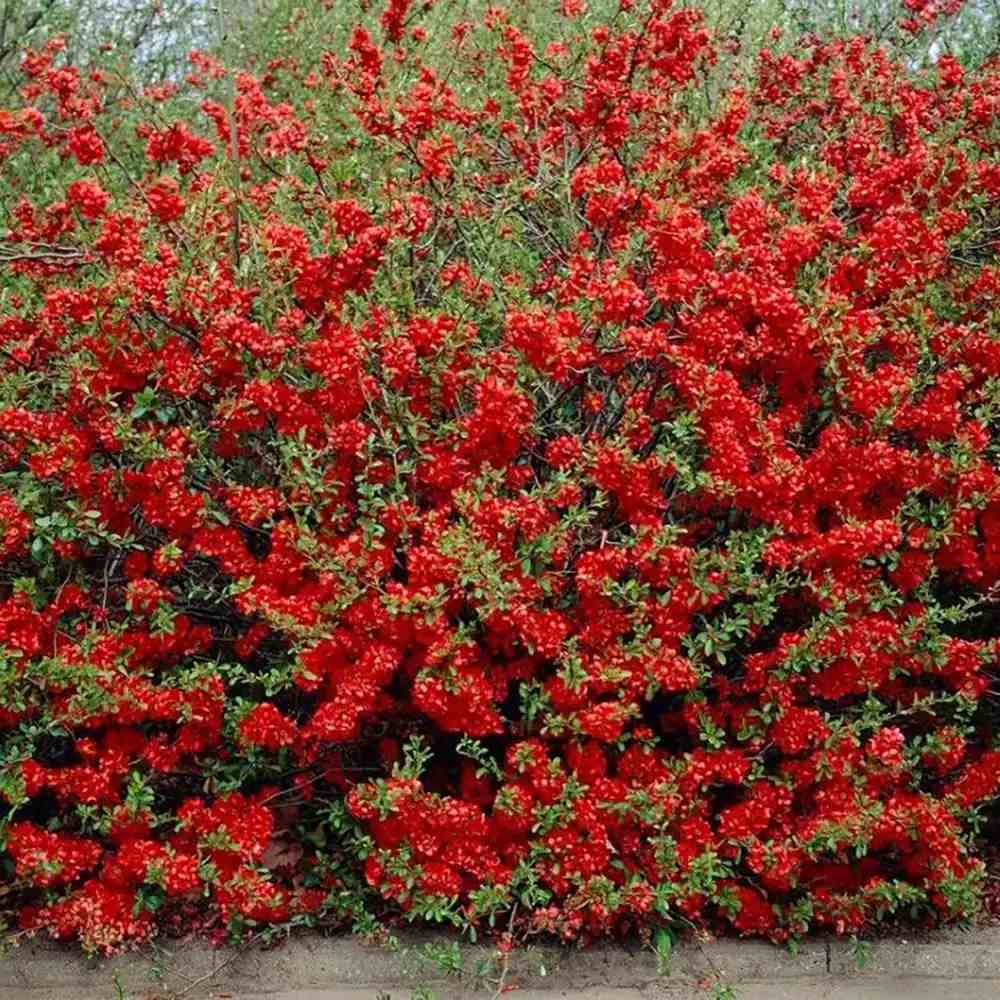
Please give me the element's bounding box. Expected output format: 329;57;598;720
0;0;999;956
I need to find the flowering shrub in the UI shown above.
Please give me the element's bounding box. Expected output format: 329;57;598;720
1;0;999;955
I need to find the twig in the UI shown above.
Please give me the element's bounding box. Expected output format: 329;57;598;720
0;240;88;264
215;0;242;270
488;903;518;1000
170;928;268;997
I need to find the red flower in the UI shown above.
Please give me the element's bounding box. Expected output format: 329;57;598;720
239;703;297;751
67;126;103;164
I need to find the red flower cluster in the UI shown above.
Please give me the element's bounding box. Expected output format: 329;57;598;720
0;0;998;956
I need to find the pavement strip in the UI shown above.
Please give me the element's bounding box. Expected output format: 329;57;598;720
2;926;998;999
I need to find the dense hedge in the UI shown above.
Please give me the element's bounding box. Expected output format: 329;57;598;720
1;0;999;955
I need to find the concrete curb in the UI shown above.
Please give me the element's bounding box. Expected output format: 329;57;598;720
2;927;998;998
